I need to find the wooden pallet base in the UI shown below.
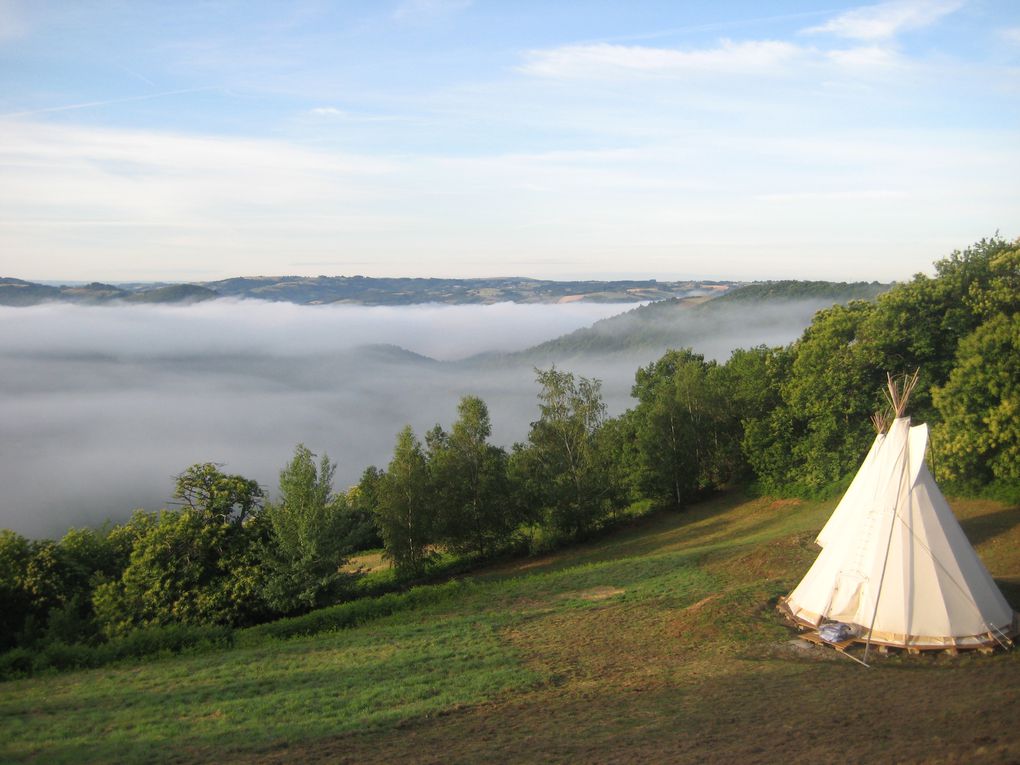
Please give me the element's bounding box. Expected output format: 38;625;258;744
798;631;855;652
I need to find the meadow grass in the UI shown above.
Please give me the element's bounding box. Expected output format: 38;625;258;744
2;491;1018;764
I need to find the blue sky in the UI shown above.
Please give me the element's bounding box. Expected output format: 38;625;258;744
1;0;1018;281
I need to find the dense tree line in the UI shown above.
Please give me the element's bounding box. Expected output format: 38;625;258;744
2;236;1017;664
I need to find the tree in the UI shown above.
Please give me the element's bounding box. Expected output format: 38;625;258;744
933;313;1020;485
343;467;385;552
91;463;272;637
91;509;239;637
629;349;739;508
172;463;264;524
524;367;615;538
0;530;33;650
375;426;433;578
739;237;1019;495
429;396;516;558
594;410;641;514
260;445;354;613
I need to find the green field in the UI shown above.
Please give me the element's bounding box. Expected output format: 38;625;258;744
3;492;1018;764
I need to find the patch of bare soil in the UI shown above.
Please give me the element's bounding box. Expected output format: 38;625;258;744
557;586;625;602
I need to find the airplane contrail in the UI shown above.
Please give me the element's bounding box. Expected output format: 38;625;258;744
2;86;218;119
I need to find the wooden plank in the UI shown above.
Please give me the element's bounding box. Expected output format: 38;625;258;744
798;631;856;651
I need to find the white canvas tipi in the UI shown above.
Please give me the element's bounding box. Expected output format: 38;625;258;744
782;376;1016;651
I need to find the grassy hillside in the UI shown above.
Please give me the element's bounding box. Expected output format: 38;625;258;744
514;280;890;360
2;492;1017;764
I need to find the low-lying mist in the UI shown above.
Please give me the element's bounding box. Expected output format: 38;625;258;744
1;297;830;537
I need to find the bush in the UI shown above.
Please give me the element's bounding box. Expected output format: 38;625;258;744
239;579;471;645
110;622;234;659
0;623;235;682
0;647;34;680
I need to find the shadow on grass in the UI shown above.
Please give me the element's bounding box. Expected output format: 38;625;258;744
237;643;1020;765
481;492;823;583
959;506;1020;547
995;577;1020;610
1;616;537;765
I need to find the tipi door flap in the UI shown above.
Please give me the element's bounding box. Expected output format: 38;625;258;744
827;571;866;622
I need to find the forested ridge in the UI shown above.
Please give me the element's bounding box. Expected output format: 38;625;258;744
1;236;1017;679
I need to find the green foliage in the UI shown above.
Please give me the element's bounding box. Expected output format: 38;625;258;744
429;396;519;558
0;527;125;651
0;623;234;680
739;235;1019;494
0;531;33;651
343;467;385;552
595;411;642;511
172;462;264;523
781;300;883;489
521;367;618;538
260;445;354;613
92;508;261;637
629;349;741;508
375;427;434;578
933;312;1020;484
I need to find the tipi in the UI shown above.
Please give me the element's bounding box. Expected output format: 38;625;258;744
781;373;1016;652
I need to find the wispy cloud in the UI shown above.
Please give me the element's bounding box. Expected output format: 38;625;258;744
519;38;913;80
392;0;471;23
804;0;964;40
305;106;408;123
1001;26;1020;45
2;87;218;119
757;189;906;203
520;40;805;79
825;44;905;70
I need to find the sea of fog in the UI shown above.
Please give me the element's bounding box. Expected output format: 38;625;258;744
0;300;645;537
0;296;831;537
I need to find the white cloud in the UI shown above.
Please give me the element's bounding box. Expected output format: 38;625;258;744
0;117;1016;284
825;45;906;70
309;106;345;117
1001;27;1020;45
520;39;805;79
517;38;915;85
804;0;964;40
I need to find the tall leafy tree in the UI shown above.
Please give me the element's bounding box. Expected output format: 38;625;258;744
375;427;433;578
933;313;1020;485
630;349;738;508
343;467;385;552
260;445;353;613
0;530;34;650
524;367;615;538
429;396;516;558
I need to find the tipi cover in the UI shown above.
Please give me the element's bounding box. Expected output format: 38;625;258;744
783;417;1016;649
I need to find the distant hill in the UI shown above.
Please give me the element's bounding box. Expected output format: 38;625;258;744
504;280;890;362
201;275;734;305
0;279;219;306
122;284;218;304
0;275;737;307
0;278;64;306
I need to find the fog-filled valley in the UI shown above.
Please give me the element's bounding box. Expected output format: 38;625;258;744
2;291;875;536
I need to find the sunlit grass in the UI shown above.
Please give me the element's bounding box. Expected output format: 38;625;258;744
2;490;1017;764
